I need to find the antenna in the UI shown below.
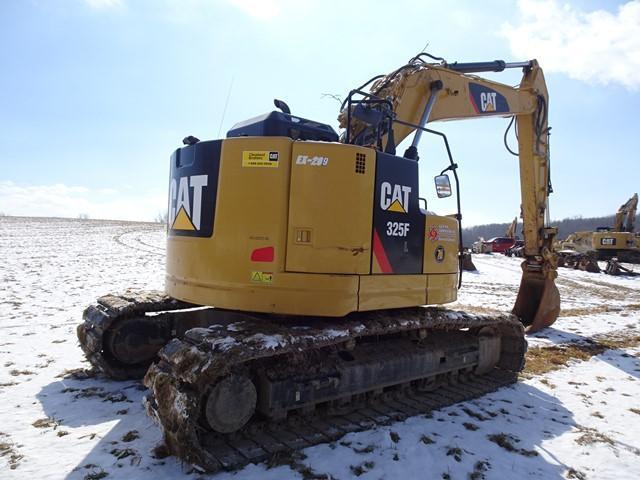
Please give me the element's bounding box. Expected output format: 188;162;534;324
217;76;234;138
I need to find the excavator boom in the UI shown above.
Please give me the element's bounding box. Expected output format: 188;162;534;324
341;56;559;332
613;193;638;232
506;216;518;239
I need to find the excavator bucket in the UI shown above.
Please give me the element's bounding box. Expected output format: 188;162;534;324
462;252;477;271
512;267;560;333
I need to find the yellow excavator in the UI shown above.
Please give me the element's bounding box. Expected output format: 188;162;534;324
593;193;639;262
77;53;560;471
557;193;639;271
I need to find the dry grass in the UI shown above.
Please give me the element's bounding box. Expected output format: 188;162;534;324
574;426;614;447
487;433;538;457
420;435;435;445
121;430;139;442
83;469;108;480
0;432;23;470
560;303;640;318
350;461;375;476
56;367;97;380
522;334;640;377
32;417;58;429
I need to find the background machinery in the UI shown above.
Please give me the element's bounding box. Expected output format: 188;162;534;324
77;53;559;471
505;216;526;257
473;216;519;254
594;193;639;262
557;193;639;272
506;216;518;240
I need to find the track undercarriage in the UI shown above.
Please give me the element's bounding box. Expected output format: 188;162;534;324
77;290;526;473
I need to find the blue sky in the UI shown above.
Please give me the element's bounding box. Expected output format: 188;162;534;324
1;0;638;225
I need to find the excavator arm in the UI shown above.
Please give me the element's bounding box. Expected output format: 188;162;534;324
340;56;560;332
613;193;638;232
506;216;518;239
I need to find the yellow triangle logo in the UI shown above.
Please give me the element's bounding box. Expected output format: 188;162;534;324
171;206;196;231
387;199;406;213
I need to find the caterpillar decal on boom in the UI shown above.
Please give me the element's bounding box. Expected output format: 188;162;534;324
77;52;560;471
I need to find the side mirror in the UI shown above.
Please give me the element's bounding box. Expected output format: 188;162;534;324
434;174;452;198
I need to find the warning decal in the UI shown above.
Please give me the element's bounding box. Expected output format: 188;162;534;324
242;151;279;168
250;271;273;284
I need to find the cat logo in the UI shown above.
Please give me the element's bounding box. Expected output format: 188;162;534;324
168;174;208;231
480;91;497;112
380;182;411;214
468;83;509;114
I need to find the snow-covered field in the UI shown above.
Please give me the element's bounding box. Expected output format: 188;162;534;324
1;217;639;479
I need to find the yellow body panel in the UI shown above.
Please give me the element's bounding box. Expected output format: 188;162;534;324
591;231;636;252
358;275;426;311
427;274;458;304
286;143;375;274
168;271;359;316
166;139;461;316
166;136;293;310
423;215;459;274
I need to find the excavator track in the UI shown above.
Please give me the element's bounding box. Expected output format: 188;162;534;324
77;290;196;379
616;250;640;264
142;307;526;473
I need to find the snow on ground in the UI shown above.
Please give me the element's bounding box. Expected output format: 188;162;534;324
451;253;640;348
1;217;639;479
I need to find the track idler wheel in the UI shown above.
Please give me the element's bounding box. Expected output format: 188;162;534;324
476;327;501;374
102;316;172;372
513;266;560;333
205;375;257;434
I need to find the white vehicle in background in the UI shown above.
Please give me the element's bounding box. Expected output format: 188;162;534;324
472;237;491;253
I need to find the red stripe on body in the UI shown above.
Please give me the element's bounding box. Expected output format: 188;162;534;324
373;229;393;274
